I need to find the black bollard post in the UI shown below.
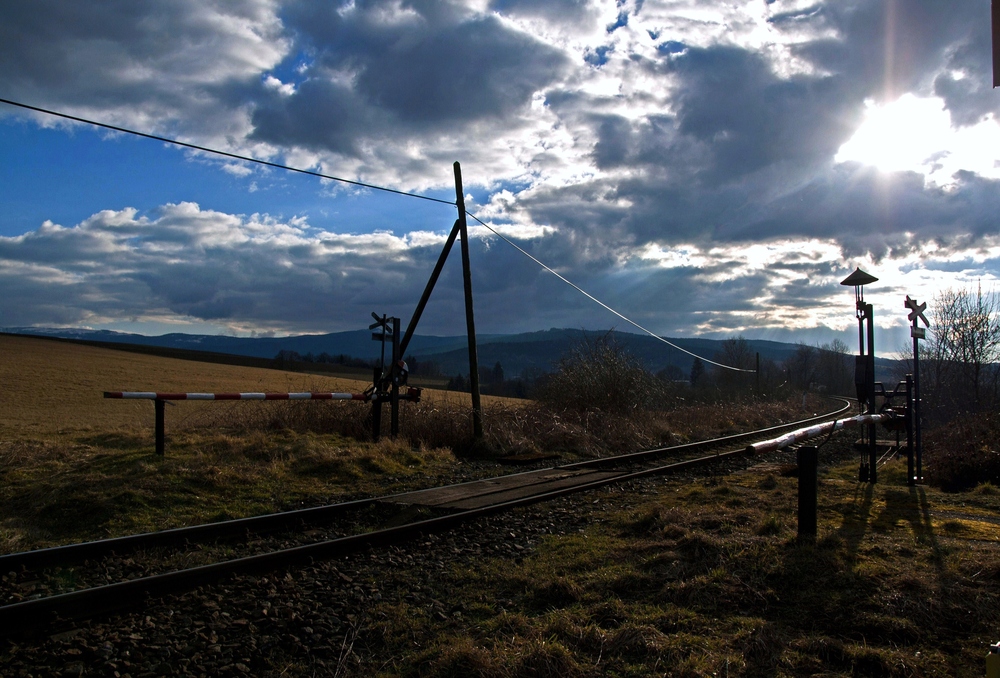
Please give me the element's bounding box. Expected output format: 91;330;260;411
798;446;818;539
154;398;165;456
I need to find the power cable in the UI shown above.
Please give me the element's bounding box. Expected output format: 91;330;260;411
0;97;456;208
1;96;756;373
465;211;756;373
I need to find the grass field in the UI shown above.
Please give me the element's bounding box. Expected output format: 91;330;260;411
0;334;369;438
0;335;501;551
2;336;1000;674
0;334;496;439
356;458;1000;677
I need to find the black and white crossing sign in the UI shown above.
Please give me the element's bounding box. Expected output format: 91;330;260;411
905;296;929;327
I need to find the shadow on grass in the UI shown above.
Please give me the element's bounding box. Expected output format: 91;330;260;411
873;487;942;561
835;481;875;561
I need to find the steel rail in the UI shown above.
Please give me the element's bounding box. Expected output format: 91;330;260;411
564;397;853;470
0;496;382;571
0;398;850;573
0;397;854;636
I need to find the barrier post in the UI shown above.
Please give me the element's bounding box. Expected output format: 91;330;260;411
797;445;818;539
154;398;165;457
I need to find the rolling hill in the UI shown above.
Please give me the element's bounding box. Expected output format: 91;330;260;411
4;326;809;378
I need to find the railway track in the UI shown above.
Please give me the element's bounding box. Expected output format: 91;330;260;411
0;397;853;637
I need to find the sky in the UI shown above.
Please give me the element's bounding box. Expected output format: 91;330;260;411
1;0;999;355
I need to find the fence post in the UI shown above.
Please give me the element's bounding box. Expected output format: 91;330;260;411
154;398;165;456
797;445;818;539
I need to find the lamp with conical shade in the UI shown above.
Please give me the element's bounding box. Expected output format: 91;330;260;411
840;267;878;309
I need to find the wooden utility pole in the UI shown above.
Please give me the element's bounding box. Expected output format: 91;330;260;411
454;162;483;439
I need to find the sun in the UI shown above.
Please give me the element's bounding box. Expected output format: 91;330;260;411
835;93;1000;186
835;94;952;173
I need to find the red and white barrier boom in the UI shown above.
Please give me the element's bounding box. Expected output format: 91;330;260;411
104;387;422;456
105;391;369;401
746;413;888;454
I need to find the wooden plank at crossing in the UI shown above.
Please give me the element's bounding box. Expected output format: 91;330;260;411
384;468;621;509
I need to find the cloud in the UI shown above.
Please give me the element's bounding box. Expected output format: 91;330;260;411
0;203;449;332
2;0;1000;342
247;2;573;187
0;0;287;146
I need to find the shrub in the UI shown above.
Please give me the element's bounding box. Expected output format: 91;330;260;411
924;411;1000;491
536;333;671;416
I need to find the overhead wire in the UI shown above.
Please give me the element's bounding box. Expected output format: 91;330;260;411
0;95;754;373
464;211;756;373
0;97;456;208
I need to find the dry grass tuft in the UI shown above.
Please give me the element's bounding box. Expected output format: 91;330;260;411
509;638;588;678
0;425;457;552
425;638;498;678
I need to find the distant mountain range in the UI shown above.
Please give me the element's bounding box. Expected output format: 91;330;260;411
3;326;811;378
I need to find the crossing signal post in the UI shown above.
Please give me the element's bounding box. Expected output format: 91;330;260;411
905;295;929;484
370;312;404;441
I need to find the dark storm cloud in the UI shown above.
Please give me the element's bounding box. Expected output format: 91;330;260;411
664;45;857;184
794;0;983;102
251;1;570;153
250;79;374;156
0;0;285;137
925;0;997;128
356;16;566;123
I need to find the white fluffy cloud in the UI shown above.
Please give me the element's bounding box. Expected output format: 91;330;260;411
0;203;445;331
2;202;996;341
2;0;999;341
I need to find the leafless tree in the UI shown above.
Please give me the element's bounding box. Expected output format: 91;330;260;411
815;338;853;395
713;335;756;397
922;284;1000;420
539;333;668;415
785;344;817;392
